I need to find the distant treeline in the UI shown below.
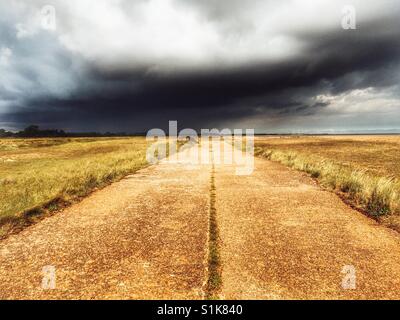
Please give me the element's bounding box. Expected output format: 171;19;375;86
0;125;145;138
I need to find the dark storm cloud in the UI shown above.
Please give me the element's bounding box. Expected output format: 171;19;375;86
11;29;399;128
1;0;400;132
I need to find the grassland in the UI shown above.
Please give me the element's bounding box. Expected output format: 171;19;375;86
254;135;400;229
0;137;151;237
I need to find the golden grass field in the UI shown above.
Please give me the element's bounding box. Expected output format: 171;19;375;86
2;135;399;237
255;135;400;229
0;137;149;236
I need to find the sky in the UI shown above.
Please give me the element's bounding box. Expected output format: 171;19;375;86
0;0;400;133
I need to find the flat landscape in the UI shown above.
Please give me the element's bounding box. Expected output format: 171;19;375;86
0;137;149;237
255;135;400;177
255;135;400;230
2;0;400;305
0;136;400;299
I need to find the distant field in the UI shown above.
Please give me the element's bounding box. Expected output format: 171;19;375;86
0;137;149;235
255;136;400;178
255;136;400;226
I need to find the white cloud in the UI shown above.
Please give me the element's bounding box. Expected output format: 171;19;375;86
3;0;400;73
316;87;400;115
40;0;398;72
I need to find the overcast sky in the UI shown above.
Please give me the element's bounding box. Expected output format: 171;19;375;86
0;0;400;133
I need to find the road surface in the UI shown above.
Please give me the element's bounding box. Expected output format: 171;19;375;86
0;140;399;299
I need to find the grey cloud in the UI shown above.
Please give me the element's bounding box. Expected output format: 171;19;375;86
1;0;400;132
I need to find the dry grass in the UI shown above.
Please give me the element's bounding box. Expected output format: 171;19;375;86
255;136;400;177
206;164;222;300
0;137;151;236
255;136;400;227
